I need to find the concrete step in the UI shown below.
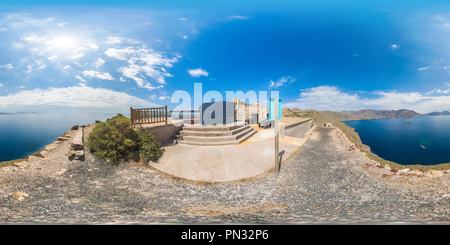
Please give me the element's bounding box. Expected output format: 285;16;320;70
181;124;241;132
236;126;257;143
176;140;239;146
179;125;250;137
179;127;253;143
176;127;256;146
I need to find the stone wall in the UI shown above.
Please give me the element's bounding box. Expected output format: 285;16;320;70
143;124;182;142
232;98;268;123
280;119;312;138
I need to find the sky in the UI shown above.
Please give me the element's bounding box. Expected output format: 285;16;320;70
2;1;450;113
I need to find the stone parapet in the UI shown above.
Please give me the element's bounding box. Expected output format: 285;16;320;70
69;127;85;161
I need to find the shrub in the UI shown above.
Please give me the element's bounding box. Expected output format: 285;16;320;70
88;113;162;163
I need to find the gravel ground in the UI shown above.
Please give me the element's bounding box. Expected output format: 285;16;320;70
1;125;450;224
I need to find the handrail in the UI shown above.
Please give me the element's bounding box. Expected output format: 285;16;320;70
130;106;167;126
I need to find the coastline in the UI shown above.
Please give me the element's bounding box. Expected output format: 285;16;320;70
0;150;44;169
364;151;450;173
0;126;76;169
305;110;450;173
338;118;450;173
1;118;450;174
340;124;450;173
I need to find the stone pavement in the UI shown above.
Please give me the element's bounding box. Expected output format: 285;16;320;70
149;126;303;182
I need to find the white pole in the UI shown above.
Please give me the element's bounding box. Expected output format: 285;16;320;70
274;99;279;176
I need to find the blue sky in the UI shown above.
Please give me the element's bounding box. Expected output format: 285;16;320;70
2;0;450;113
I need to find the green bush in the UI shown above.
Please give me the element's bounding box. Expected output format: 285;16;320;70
88;113;162;162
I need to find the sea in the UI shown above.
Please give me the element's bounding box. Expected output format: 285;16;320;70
0;109;122;163
343;115;450;166
2;110;450;165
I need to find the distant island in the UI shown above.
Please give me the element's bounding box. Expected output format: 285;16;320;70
0;112;38;115
426;111;450;116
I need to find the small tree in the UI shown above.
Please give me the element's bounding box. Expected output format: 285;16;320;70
88;113;162;163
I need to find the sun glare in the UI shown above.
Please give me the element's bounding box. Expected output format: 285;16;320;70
53;36;76;49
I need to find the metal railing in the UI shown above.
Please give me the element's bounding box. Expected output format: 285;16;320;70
130;106;167;126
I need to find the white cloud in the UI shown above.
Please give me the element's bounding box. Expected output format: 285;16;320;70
191;28;199;34
119;77;126;82
87;43;99;49
64;65;70;69
418;66;431;71
19;86;25;88
82;70;115;80
182;36;188;39
94;58;105;68
269;76;297;89
392;44;400;50
283;85;431;112
70;53;84;59
127;39;141;44
0;86;158;109
105;46;178;90
425;88;450;95
0;63;13;69
38;65;45;70
21;35;45;43
25;65;32;74
106;36;122;44
47;55;57;62
188;68;208;77
178;18;187;21
228;16;248;20
149;94;157;100
0;84;2;87
159;96;170;100
75;75;86;82
12;42;25;49
57;23;64;27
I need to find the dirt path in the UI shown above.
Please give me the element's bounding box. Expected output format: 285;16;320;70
0;125;449;224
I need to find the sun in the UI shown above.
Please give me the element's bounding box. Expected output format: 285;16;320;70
52;36;77;49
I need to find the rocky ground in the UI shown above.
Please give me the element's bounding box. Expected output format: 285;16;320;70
1;125;450;224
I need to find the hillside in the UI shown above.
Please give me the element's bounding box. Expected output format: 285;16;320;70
319;110;361;121
283;108;371;153
343;109;422;120
320;109;424;121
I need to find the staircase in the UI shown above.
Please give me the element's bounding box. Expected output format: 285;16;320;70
174;123;257;146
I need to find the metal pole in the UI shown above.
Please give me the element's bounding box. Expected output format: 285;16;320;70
275;99;279;176
130;107;133;127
